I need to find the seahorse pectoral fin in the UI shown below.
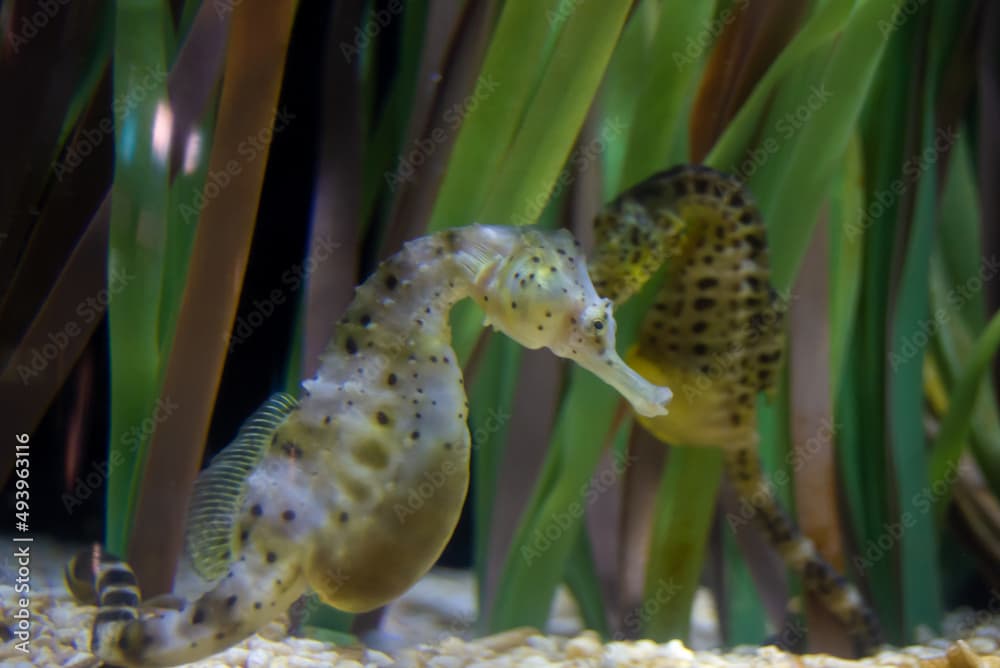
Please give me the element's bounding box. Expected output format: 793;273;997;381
185;392;299;581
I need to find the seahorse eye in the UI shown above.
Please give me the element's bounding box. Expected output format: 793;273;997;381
593;320;604;331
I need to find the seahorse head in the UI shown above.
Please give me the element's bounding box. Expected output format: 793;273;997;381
469;226;672;418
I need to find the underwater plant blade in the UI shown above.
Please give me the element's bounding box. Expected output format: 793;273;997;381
688;0;807;163
789;213;853;654
827;133;865;399
105;0;173;554
704;0;855;178
741;0;896;292
478;0;632;227
300;0;366;377
886;138;943;638
929;310;1000;511
721;523;768;645
426;0;567;232
600;0;659;197
159;102;216;362
565;524;611;638
125;0;300;595
381;1;501;253
0;0;111;301
618;0;717;189
489;266;662;632
488;368;622;632
641;447;723;641
470;334;523;625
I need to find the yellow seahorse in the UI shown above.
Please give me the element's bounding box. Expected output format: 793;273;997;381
588;164;881;653
65;224;672;667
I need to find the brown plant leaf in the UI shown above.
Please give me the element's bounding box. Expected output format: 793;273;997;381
789;211;852;655
0;0;231;487
380;0;497;255
300;1;366;376
979;0;1000;395
688;0;808;163
126;0;300;595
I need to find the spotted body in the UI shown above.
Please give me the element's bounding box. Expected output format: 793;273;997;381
67;224;671;667
589;165;880;653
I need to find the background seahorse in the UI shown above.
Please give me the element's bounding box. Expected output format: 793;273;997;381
66;224;672;667
587;164;881;653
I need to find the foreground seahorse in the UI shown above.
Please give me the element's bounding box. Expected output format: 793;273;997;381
65;224;672;667
588;165;881;653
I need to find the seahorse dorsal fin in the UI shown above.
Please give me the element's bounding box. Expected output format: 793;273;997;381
184;392;298;581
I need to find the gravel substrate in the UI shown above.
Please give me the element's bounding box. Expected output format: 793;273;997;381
2;538;999;667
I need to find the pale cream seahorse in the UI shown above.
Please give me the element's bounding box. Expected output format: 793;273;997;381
65;224;672;667
587;164;882;653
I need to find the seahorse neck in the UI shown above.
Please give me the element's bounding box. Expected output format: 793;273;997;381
300;226;520;418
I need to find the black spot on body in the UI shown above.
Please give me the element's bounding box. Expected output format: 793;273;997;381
282;510;296;521
191;608;206;624
694;297;716;311
345;337;358;355
225;595;238;608
385;274;398;290
251;504;263;517
266;552;277;563
377;411;389;425
697;277;719;289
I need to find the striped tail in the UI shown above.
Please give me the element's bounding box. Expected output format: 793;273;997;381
724;448;882;653
65;542;307;667
65;545;142;668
